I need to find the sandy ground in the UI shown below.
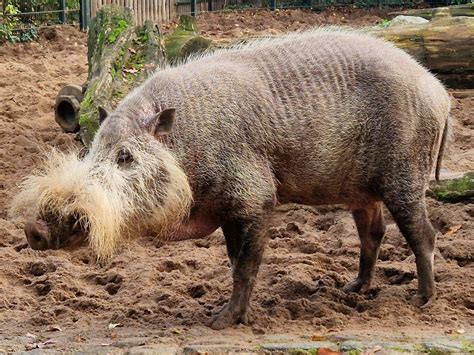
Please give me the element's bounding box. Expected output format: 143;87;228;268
0;10;473;352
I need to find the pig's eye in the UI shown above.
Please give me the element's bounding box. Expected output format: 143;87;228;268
117;149;134;166
78;147;89;160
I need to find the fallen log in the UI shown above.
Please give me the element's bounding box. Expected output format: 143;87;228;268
370;16;474;89
390;3;474;20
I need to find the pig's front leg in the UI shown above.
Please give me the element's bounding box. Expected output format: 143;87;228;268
207;213;270;330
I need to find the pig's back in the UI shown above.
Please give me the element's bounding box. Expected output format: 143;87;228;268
124;30;449;205
215;30;449;203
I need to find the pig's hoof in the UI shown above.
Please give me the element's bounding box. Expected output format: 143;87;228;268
343;278;370;293
414;293;436;309
207;304;245;330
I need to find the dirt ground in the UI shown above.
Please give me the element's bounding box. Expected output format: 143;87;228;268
0;9;473;353
162;7;396;40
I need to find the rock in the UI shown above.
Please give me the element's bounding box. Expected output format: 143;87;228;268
339;340;364;352
129;344;179;354
183;344;253;353
261;341;339;352
389;15;429;27
423;337;472;353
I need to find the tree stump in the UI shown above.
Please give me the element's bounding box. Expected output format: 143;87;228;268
77;6;166;146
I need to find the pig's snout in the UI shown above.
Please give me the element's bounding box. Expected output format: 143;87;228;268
25;220;50;250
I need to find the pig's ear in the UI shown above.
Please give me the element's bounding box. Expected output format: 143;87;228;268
146;108;176;137
98;106;109;125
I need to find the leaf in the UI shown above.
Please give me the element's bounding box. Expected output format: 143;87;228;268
123;68;138;74
108;322;121;329
312;334;327;341
128;47;137;54
445;225;462;236
48;325;62;332
25;333;37;339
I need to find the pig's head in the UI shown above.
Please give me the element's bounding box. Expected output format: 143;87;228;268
11;108;193;260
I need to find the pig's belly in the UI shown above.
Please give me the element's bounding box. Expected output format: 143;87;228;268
276;181;380;208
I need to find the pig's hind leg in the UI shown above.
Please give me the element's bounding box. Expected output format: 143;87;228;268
383;186;437;308
344;202;386;293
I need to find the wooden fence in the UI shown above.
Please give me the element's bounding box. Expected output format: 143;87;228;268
90;0;227;25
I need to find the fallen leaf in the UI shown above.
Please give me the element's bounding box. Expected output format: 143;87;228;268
318;348;341;355
456;328;465;334
312;334;327;341
128;47;137;54
48;325;62;332
101;342;113;346
75;335;86;342
445;225;462;236
108;323;121;330
123;68;138;74
110;332;118;340
171;328;181;334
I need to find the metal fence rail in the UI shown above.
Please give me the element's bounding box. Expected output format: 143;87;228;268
0;0;80;35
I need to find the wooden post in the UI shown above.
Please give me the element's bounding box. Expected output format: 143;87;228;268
208;0;212;12
270;0;276;10
79;0;91;31
191;0;197;16
59;0;66;23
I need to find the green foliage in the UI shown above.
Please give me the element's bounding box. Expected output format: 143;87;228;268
378;19;392;28
107;19;128;44
346;350;362;355
0;4;20;43
165;15;212;63
7;0;80;23
462;340;474;354
0;4;38;43
429;173;474;202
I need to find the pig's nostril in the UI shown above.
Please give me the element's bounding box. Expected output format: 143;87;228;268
32;232;42;243
25;220;50;250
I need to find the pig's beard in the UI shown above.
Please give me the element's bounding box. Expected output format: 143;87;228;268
10;148;192;260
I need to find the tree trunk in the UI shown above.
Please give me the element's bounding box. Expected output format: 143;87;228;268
370;16;474;89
